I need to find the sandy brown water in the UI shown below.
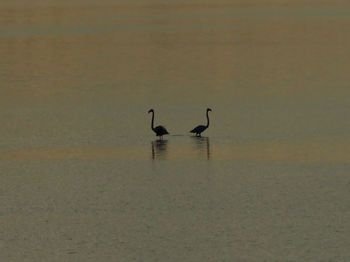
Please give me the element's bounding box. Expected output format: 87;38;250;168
1;1;350;261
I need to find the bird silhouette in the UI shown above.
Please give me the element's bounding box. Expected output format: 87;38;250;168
148;109;169;139
190;108;212;136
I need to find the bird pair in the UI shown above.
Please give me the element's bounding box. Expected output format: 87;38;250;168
148;108;212;139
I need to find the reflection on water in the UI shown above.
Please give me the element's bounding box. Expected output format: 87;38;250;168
191;136;210;160
151;139;168;160
2;3;350;260
151;137;211;160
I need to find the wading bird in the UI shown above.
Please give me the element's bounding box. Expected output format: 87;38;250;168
190;108;212;137
148;109;169;139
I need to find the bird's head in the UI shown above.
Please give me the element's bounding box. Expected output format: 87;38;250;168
148;109;154;113
207;108;212;112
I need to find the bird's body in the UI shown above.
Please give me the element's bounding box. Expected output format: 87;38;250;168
153;125;169;137
190;125;207;135
190;108;212;136
148;109;169;139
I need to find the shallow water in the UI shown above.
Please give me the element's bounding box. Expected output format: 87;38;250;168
1;1;350;261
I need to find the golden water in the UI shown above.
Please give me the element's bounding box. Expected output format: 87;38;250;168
1;1;350;261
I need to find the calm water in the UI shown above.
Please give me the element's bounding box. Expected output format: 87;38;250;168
1;1;350;261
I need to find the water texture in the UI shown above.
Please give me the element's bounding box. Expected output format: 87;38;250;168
1;1;350;261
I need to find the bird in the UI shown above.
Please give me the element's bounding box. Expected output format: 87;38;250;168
190;108;212;137
148;109;169;139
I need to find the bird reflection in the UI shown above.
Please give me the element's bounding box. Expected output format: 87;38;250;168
151;139;168;159
191;136;210;160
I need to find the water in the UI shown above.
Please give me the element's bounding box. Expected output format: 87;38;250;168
1;1;350;261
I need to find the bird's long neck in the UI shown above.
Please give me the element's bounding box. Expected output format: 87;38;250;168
206;111;210;128
151;111;155;130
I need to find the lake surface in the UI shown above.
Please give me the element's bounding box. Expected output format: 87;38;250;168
1;1;350;261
